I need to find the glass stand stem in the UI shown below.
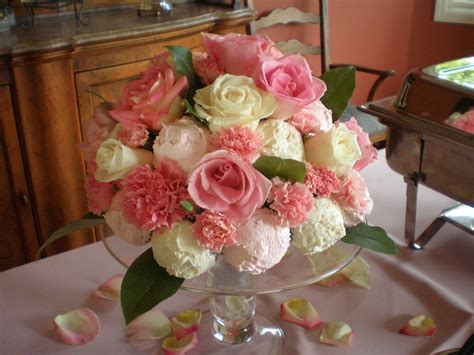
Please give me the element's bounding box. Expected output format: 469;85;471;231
209;294;256;345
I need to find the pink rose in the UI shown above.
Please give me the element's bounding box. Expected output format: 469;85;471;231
192;51;224;85
210;126;263;163
340;118;377;171
332;171;373;226
83;103;118;174
109;52;187;130
84;175;115;215
192;211;237;253
256;54;327;119
268;181;313;227
117;123;149;148
444;109;474;134
188;150;272;222
289;100;333;136
202;33;278;77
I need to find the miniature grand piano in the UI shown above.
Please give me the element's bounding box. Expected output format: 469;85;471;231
360;57;474;249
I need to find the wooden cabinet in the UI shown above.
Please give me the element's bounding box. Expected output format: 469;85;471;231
0;4;253;270
0;85;39;270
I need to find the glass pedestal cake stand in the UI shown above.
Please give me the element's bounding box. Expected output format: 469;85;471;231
102;236;361;354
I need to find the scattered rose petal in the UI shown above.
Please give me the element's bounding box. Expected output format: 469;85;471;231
126;308;171;342
280;298;322;329
162;332;198;355
312;249;370;289
315;273;351;287
53;308;100;345
92;274;124;300
399;314;437;336
319;321;353;346
170;310;202;340
341;256;370;289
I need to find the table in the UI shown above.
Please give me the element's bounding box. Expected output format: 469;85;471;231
1;151;472;354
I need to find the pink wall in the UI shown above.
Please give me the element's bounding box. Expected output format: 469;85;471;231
253;0;474;103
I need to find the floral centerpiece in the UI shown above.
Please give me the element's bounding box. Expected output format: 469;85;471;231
42;33;397;329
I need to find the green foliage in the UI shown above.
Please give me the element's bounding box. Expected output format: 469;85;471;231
166;46;202;104
320;66;356;119
253;156;306;183
180;200;194;212
121;248;184;325
342;222;398;255
36;213;105;257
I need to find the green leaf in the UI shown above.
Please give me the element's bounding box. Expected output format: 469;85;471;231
253;156;306;183
36;213;105;257
180;200;194;212
341;222;398;255
166;46;202;104
121;248;184;325
320;66;356;119
182;99;208;126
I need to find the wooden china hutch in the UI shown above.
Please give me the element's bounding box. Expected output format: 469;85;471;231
0;0;253;270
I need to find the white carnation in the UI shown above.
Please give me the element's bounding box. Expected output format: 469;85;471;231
152;221;215;279
291;198;345;255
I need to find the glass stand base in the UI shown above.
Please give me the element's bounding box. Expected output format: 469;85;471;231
196;310;285;354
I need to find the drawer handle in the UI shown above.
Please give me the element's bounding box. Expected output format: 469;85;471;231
19;194;29;206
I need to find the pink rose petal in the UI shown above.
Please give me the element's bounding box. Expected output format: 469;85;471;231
280;298;322;329
92;274;123;300
162;332;198;355
319;321;353;346
399;314;437;336
315;273;351;288
53;308;100;346
126;308;171;342
170;310;202;340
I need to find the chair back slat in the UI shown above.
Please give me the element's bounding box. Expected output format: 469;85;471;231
275;39;321;56
255;7;320;31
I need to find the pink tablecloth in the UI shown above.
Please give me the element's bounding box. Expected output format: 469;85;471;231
1;150;473;355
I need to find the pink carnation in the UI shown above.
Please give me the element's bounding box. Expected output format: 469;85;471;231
192;51;224;85
192;211;237;253
117;123;149;148
268;181;313;227
84;175;115;215
340;117;377;171
210;127;263;163
289;100;333;136
304;163;341;197
332;171;373;226
122;160;189;231
444;109;474;134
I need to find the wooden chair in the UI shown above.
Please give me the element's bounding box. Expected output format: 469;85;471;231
246;0;395;145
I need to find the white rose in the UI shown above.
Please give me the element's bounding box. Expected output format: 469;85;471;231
103;192;151;246
152;220;216;279
258;120;305;161
194;74;276;133
95;138;154;182
304;124;361;176
291;198;346;255
153;118;209;172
